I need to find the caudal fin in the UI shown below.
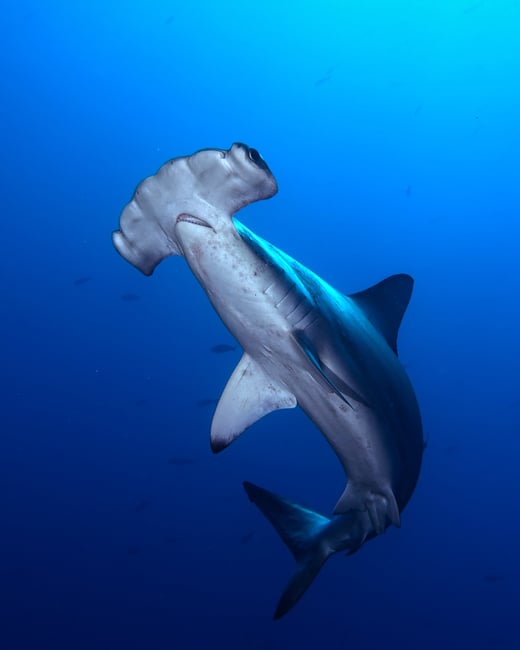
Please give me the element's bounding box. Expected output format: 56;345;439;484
243;481;332;619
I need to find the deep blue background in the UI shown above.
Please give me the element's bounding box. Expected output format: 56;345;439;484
1;1;519;648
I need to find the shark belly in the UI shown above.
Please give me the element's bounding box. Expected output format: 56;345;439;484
177;219;312;354
177;219;421;528
296;361;421;523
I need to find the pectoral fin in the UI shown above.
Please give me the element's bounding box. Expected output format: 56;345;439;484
210;353;297;452
293;330;369;409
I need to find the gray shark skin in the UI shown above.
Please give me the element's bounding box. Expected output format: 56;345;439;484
113;142;424;618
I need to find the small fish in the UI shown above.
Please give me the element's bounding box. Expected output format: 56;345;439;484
0;565;28;579
168;456;196;466
314;74;333;87
463;1;487;14
127;545;144;556
483;573;505;583
211;343;236;353
121;293;141;301
134;499;151;513
443;444;459;454
240;530;255;545
196;398;218;408
405;185;412;197
314;66;336;87
73;276;92;286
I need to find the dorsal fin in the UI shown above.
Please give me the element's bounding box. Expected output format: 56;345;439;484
349;274;414;355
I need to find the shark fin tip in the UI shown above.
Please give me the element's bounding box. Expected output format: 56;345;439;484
210;436;229;454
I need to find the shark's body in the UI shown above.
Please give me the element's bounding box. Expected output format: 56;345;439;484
113;143;424;617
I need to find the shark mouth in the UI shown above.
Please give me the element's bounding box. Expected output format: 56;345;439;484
176;213;213;229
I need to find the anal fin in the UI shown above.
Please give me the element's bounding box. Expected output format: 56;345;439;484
333;483;401;532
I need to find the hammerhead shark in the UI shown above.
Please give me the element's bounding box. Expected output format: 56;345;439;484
112;143;424;618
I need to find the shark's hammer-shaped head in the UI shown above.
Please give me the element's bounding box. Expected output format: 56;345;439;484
112;143;277;275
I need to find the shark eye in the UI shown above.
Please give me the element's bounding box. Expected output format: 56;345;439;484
248;147;269;171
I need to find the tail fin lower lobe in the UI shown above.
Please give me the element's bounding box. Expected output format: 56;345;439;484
243;481;333;619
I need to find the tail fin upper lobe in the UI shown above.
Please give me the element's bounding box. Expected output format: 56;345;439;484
243;481;333;619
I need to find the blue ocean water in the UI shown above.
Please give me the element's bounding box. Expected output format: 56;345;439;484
2;1;519;648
